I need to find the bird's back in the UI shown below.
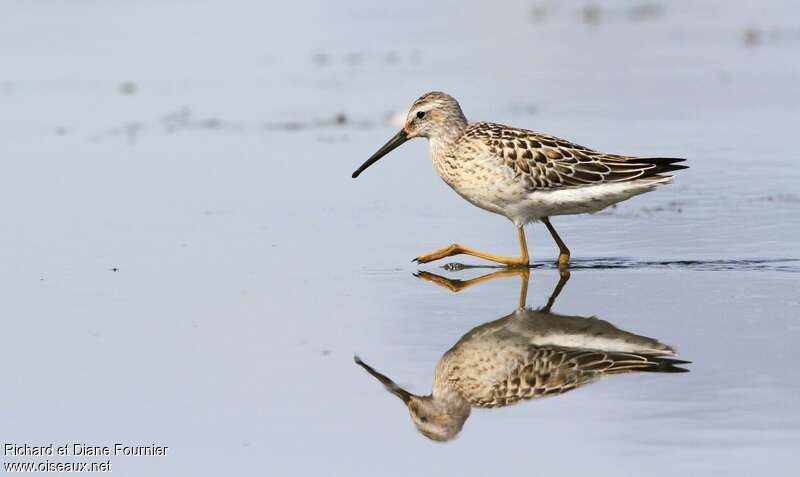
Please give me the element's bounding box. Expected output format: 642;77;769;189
457;122;687;188
436;308;688;408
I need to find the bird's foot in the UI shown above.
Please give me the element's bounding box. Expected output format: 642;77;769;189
415;269;529;293
413;271;468;292
412;244;462;264
413;243;529;267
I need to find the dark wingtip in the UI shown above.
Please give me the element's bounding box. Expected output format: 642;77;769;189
354;355;363;364
647;157;687;163
652;357;692;373
643;157;689;174
351;171;360;178
664;366;690;373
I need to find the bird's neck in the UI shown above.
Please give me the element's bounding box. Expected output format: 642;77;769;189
431;362;471;414
428;119;467;158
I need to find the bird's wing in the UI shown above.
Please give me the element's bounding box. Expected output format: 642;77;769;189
461;347;688;408
462;122;687;190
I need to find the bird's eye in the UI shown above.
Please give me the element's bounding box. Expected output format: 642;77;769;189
420;416;428;423
416;111;425;119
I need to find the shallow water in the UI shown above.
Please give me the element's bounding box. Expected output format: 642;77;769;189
1;0;799;475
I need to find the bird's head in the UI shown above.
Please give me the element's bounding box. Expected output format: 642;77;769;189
402;91;467;140
351;91;467;178
354;355;469;442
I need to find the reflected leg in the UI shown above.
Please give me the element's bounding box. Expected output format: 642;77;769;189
415;268;531;308
541;270;571;313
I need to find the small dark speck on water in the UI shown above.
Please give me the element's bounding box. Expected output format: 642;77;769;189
384;51;399;64
582;4;602;25
311;52;330;67
345;52;363;66
744;27;762;47
509;102;538;116
628;4;663;22
757;193;800;204
110;267;119;272
119;82;137;95
530;5;549;23
201;118;221;129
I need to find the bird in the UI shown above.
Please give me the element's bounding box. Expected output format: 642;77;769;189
351;92;688;267
354;270;690;442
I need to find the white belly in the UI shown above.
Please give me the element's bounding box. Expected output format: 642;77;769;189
509;178;672;225
450;177;672;226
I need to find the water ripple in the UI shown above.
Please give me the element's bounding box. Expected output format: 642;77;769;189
440;258;800;273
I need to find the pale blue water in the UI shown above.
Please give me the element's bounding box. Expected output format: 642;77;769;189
1;0;798;475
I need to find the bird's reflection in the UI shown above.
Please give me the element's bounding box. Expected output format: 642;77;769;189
355;270;689;442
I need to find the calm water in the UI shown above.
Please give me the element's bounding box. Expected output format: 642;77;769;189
1;0;798;475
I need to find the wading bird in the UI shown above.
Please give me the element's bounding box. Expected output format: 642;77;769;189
352;92;687;267
355;270;689;441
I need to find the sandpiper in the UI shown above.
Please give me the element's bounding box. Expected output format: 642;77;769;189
355;271;689;441
352;92;687;267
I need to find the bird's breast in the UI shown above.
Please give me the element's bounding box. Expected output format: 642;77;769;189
430;148;530;219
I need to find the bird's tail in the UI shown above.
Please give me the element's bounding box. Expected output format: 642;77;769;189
579;353;691;374
637;356;692;373
641;157;689;176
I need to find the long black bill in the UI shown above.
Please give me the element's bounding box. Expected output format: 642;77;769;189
354;355;412;404
351;129;409;178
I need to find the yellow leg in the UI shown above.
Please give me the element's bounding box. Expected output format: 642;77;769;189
541;217;570;268
413;226;530;267
415;268;530;308
416;268;572;312
414;269;524;292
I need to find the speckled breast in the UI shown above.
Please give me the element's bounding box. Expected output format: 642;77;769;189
432;145;528;218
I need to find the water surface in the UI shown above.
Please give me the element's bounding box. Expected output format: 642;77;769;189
1;0;798;475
